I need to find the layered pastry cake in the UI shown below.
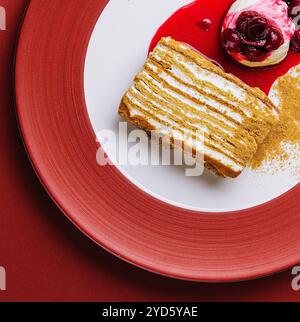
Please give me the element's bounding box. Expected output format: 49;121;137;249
119;37;280;178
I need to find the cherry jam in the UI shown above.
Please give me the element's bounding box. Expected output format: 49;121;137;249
149;0;300;94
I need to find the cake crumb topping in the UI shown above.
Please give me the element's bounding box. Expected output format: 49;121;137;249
251;66;300;173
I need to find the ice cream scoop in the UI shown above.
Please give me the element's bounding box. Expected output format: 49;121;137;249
222;0;295;67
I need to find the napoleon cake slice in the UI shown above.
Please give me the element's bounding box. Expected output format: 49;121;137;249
118;37;279;178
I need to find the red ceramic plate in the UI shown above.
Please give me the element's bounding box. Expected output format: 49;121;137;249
15;0;300;282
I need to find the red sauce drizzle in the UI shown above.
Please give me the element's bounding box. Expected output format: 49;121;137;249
149;0;300;94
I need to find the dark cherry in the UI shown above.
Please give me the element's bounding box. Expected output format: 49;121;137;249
236;11;257;34
265;28;284;50
236;11;268;40
240;35;266;47
222;28;241;52
284;0;300;5
243;46;267;62
246;16;268;40
283;0;293;5
291;29;300;52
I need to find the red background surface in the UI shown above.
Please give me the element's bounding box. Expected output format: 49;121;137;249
0;0;299;301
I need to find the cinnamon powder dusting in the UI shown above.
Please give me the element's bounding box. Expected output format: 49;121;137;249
251;67;300;174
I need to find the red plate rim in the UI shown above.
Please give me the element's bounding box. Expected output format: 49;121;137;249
15;0;300;282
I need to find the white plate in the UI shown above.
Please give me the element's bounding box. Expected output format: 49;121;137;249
84;0;299;212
